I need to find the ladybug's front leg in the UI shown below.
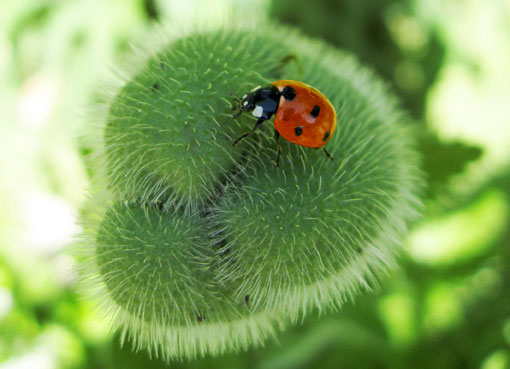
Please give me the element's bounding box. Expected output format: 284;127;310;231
233;118;266;146
232;108;243;120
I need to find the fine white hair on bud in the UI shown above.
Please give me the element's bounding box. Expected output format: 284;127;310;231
78;198;284;360
78;19;422;360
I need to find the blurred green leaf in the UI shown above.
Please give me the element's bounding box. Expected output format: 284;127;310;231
418;132;482;198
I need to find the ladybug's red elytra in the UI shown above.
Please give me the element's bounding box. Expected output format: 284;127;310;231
232;80;337;166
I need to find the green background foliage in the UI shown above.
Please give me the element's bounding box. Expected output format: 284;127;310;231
0;0;509;368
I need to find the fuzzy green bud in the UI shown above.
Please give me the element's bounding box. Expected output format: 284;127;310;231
79;21;422;360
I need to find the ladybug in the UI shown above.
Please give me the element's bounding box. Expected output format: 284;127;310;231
232;80;337;166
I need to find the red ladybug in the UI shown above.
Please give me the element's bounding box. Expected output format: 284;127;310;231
232;80;337;166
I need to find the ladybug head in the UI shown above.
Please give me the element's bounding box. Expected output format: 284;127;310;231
232;85;280;120
239;91;257;112
232;89;258;119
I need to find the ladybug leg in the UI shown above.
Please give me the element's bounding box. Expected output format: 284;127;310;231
232;108;243;119
274;130;282;167
273;54;304;78
230;95;243;118
323;147;334;160
233;118;265;146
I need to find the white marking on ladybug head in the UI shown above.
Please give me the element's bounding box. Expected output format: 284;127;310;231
243;94;247;99
243;101;248;106
252;105;263;118
251;85;261;92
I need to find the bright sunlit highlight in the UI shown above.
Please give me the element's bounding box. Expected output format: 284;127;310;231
408;189;508;265
20;191;80;254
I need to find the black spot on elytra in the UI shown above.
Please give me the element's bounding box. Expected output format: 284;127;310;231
295;126;303;136
311;105;320;118
282;86;296;101
322;131;330;141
